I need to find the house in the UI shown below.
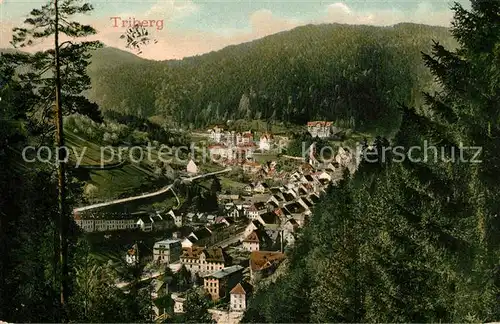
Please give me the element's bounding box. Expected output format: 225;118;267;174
284;202;309;226
206;215;216;224
283;218;299;233
186;212;196;223
225;205;244;219
172;293;186;314
180;246;226;275
242;220;264;239
203;265;244;301
153;239;182;264
150;278;167;300
209;144;237;161
188;227;213;247
224;131;236;146
247;202;267;220
187;159;198;174
253;182;268;194
267;194;284;208
281;192;295;204
151;212;171;231
151;279;168;318
242;231;261;252
273;208;290;223
209;126;223;143
215;216;235;227
236;131;253;145
283;219;299;246
136;216;153;232
299;163;314;174
249;251;285;282
297;197;314;210
259;133;273;151
166;209;183;227
181;236;197;248
242;160;261;174
243;183;254;195
125;244;139;265
182;227;213;248
257;211;281;229
307;121;334;138
237;143;257;159
290;171;302;181
230;282;253;312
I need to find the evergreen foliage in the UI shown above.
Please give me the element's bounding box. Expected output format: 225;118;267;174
243;2;500;322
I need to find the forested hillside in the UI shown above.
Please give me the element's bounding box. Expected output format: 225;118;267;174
87;23;455;135
242;2;500;322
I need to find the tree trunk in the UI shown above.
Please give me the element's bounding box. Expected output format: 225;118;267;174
54;0;68;310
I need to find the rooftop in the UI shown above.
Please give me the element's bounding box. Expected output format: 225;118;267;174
181;246;225;262
307;121;333;127
250;251;285;271
230;282;253;295
204;265;244;279
154;239;181;246
243;231;260;243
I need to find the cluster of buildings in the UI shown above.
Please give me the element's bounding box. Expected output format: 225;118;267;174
146;157;344;322
74;210;179;233
206;126;290;167
307;120;341;138
73;120;360;323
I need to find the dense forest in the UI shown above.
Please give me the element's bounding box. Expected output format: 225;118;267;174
86;23;456;135
243;1;500;322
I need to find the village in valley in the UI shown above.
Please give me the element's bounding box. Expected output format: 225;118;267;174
73;120;360;323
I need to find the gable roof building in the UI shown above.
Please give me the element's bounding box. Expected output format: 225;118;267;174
180;246;226;275
249;251;285;281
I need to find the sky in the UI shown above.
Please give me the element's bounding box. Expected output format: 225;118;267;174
0;0;469;60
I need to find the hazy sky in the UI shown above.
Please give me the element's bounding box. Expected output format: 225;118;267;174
0;0;468;60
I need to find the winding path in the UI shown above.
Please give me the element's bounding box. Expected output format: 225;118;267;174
74;167;232;213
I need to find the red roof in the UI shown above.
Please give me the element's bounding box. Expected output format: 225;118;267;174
249;251;285;271
208;144;227;149
230;283;246;295
243;231;260;243
238;143;256;148
244;161;261;167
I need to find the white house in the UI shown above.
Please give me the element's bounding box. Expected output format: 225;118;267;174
209;126;223;143
242;231;260;252
172;293;186;313
125;244;139;265
186;159;198;174
253;182;268;194
136;216;153;232
259;133;273;151
247;202;267;220
307;121;336;138
230;283;250;312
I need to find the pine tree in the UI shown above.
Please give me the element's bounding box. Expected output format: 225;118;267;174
6;0;103;308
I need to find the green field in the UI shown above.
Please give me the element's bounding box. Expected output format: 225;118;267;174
66;130;180;202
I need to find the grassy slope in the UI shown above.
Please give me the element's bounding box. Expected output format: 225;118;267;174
66;129;173;202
